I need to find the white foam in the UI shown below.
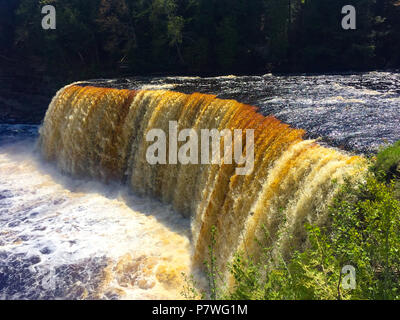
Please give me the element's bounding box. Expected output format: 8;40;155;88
0;141;193;299
140;84;178;90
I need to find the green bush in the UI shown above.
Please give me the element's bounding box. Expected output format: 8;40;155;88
329;176;400;299
373;140;400;200
373;140;400;181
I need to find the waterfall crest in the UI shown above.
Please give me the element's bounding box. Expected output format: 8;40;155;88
39;84;365;283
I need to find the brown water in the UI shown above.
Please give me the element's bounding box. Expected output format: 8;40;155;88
37;84;364;297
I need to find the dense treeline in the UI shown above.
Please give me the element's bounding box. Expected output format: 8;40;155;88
1;0;400;81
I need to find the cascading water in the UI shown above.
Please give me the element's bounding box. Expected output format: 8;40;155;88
38;84;366;289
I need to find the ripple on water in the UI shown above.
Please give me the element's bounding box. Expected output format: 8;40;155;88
79;72;400;153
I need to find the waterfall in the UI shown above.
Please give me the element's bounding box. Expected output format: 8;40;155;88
39;84;365;286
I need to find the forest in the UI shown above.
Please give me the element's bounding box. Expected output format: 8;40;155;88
1;0;400;83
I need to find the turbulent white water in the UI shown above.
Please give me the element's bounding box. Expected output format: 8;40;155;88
0;138;192;299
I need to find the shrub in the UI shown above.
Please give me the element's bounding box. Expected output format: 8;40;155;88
224;175;400;300
373;140;400;182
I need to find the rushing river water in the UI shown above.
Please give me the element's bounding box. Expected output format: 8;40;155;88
83;71;400;154
0;72;399;299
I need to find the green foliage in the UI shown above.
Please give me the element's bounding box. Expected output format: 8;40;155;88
327;174;400;299
225;224;348;300
295;0;376;71
373;140;400;181
3;0;400;79
180;272;205;300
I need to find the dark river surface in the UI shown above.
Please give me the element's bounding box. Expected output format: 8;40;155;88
81;71;400;154
2;71;400;153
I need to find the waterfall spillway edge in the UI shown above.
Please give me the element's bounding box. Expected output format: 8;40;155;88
39;84;366;287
